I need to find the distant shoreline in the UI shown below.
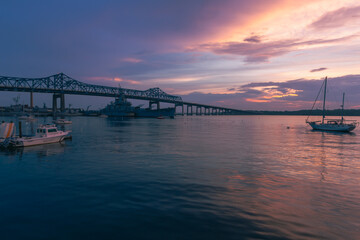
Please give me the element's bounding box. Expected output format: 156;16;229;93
238;109;360;116
2;105;360;116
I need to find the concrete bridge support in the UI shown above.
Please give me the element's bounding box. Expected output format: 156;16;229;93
196;106;202;115
52;93;65;114
187;105;193;115
60;94;65;112
175;103;184;115
30;92;33;109
149;100;160;110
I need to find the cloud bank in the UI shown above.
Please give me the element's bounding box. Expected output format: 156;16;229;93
182;75;360;110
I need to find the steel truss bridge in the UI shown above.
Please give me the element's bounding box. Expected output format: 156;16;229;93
0;73;244;115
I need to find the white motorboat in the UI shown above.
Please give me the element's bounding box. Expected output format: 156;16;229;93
4;124;71;148
53;119;72;124
306;77;358;132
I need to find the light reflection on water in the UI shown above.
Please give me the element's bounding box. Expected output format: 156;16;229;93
0;115;360;239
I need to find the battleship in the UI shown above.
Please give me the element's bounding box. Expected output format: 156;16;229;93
102;97;175;118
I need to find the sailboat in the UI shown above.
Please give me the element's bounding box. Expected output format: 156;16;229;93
306;77;358;132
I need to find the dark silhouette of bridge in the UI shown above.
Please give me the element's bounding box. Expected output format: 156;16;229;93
0;73;244;115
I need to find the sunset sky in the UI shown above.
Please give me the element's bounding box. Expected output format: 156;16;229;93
1;0;360;110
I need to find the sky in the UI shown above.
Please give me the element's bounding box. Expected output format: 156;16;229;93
1;0;360;110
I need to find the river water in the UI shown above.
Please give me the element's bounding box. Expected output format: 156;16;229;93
0;115;359;239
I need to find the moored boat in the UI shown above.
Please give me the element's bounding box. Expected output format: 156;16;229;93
53;119;72;124
102;97;175;118
102;97;135;117
3;124;71;148
18;115;36;121
306;77;358;132
134;107;175;118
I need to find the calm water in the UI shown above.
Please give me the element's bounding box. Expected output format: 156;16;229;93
1;115;360;239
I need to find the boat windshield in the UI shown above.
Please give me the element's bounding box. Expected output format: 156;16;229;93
48;129;57;133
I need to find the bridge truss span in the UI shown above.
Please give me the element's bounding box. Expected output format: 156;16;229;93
0;73;182;103
0;72;245;115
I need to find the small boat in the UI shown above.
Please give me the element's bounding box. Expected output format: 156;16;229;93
306;77;358;132
3;124;71;148
18;115;36;121
53;119;72;124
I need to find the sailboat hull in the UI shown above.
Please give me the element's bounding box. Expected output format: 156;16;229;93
308;122;356;132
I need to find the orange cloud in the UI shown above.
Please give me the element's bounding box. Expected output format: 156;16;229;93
87;76;141;85
121;57;143;63
113;77;141;85
246;98;270;103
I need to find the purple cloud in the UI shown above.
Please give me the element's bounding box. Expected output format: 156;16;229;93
196;34;358;62
310;5;360;29
244;35;262;43
310;67;327;73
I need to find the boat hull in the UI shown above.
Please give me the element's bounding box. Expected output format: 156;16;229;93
102;111;135;117
8;133;69;147
53;120;72;124
308;122;356;132
134;108;175;118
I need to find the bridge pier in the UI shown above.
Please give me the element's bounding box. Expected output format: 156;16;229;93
52;94;58;113
61;94;65;112
187;105;193;115
175;103;184;115
30;92;33;109
149;100;160;110
52;93;66;114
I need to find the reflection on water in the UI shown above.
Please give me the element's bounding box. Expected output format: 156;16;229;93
2;141;68;159
0;115;360;239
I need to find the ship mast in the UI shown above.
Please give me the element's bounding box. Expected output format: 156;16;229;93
341;92;345;123
322;77;327;124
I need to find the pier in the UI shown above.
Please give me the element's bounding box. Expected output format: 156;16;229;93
0;73;244;115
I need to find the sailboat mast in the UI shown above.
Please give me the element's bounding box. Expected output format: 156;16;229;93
322;77;327;124
341;92;345;122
